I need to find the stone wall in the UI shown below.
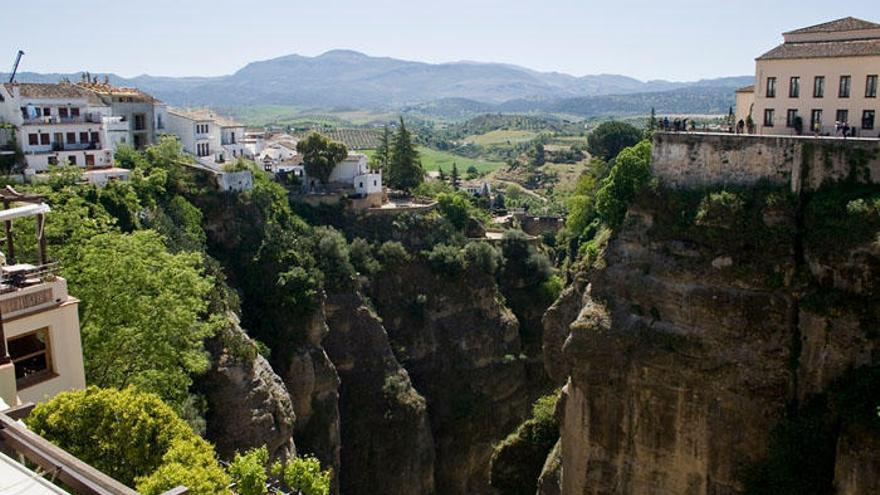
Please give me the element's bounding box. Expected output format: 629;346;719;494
651;132;880;192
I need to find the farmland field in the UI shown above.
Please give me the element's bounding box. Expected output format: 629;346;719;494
364;147;506;174
294;128;383;149
464;129;539;146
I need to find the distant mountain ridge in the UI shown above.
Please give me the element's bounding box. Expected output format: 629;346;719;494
2;49;751;114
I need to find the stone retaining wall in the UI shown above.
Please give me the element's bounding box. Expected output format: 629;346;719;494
652;132;880;192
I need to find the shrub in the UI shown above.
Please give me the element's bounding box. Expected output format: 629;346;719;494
349;238;381;275
377;241;410;266
489;391;560;495
694;190;745;228
595;140;652;227
436;192;473;230
227;446;269;495
587;121;644;161
283;456;332;495
463;241;504;275
425;243;465;275
27;387;228;493
313;227;355;291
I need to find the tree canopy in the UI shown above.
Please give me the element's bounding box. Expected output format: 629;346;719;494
587;121;644;162
595;140;653;227
297;132;348;185
63;230;215;407
26;387;228;494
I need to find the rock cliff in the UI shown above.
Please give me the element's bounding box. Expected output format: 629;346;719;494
551;184;880;494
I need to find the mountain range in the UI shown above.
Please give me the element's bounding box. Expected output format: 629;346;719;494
3;50;752;116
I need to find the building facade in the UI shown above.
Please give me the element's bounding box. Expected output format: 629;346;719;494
0;79;166;172
166;108;249;168
737;17;880;137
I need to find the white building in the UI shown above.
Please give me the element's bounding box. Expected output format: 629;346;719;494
0;83;114;171
165;108;249;168
304;153;382;195
0;79;167;174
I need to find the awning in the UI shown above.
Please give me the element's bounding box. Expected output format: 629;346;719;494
0;203;51;223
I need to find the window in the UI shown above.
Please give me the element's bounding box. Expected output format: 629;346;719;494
839;75;851;98
59;107;69;119
789;77;800;98
85;154;95;167
79;132;88;143
90;132;99;144
836;109;849;124
47;156;57;166
868;75;878;98
764;108;775;127
864;110;876;130
9;328;53;388
28;134;38;146
66;132;76;144
68;155;77;165
157;114;163;130
786;109;799;128
811;109;823;130
134;114;146;131
230;132;236;144
70;108;80;117
40;133;50;145
766;77;777;98
814;76;825;98
42;108;50;117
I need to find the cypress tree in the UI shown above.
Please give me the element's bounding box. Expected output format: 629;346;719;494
388;117;424;192
451;162;460;190
372;125;392;171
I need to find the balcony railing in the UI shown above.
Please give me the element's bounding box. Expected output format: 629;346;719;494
22;116;99;125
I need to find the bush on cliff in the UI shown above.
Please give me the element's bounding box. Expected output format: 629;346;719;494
587;121;644;162
489;391;560;495
595;140;652;228
26;387;229;494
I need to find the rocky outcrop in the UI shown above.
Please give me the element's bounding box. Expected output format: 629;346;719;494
323;292;435;495
834;426;880;495
541;280;586;385
199;315;296;461
551;186;880;494
281;305;342;493
537;439;563;495
369;260;531;494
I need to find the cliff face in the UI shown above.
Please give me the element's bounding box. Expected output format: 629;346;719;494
553;185;880;494
199;314;297;461
322;291;435;495
369;260;532;494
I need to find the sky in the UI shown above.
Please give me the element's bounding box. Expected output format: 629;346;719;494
1;1;877;82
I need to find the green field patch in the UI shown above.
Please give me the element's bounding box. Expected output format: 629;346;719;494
465;129;539;146
364;147;505;174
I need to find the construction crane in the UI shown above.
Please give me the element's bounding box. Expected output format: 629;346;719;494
8;50;24;83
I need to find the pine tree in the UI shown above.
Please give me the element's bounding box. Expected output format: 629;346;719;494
438;167;446;181
371;125;392;171
387;117;424;192
649;107;657;131
451;162;460;190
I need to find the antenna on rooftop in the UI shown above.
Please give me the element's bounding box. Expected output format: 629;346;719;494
8;50;24;83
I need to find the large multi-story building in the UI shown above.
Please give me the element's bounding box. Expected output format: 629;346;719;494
736;17;880;137
0;78;166;172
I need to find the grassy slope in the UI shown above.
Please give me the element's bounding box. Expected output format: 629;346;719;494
465;129;538;146
364;147;506;174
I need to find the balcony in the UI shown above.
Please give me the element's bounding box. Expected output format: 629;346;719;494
0;264;66;320
21;116;99;126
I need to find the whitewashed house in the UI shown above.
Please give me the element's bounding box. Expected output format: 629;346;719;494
165;108;249;168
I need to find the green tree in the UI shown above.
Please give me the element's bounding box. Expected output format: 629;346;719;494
649;107;657;131
370;125;392;171
26;387;228;494
531;143;546;167
387;118;424;191
586;121;644;161
228;446;269;495
283;456;331;495
297;132;348;185
451;162;460;190
436;192;472;230
595;140;652;227
63;230;215;407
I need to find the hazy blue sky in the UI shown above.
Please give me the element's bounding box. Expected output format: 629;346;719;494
1;1;877;81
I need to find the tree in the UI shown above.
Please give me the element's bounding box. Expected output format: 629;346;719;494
387;117;424;192
451;162;460;190
649;107;657;131
26;387;229;494
531;143;546;167
595;140;652;227
586;121;643;162
436;192;473;230
297;132;348;186
438;167;446;181
371;125;392;171
63;230;215;407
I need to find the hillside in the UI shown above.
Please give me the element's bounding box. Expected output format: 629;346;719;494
3;50;750;112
